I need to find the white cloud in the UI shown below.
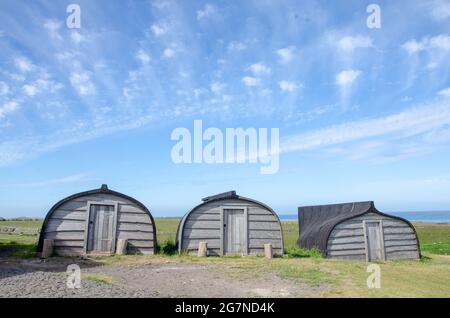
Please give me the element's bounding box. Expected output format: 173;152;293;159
241;76;260;87
439;87;450;97
70;30;85;44
228;41;246;51
70;71;96;96
151;24;166;36
337;35;373;52
279;80;299;92
429;0;450;21
276;46;296;64
210;81;225;94
336;69;361;87
163;48;175;58
402;34;450;54
43;19;62;40
0;82;9;96
22;78;63;97
0;101;20;119
281;98;450;154
136;49;151;64
197;4;217;20
14;56;34;73
248;63;271;75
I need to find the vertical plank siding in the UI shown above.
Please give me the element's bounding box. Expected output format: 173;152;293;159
326;213;419;260
180;199;283;256
42;193;155;256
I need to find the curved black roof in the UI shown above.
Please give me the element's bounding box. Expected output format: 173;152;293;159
296;201;420;255
37;184;157;254
176;191;283;251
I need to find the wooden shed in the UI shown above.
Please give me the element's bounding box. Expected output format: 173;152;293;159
37;185;157;256
297;201;420;261
176;191;284;256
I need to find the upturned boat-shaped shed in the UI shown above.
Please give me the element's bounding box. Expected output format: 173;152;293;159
177;191;284;256
37;185;156;256
297;201;420;261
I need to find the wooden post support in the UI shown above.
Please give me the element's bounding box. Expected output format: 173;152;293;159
41;239;54;258
264;243;273;259
198;241;208;257
116;239;128;255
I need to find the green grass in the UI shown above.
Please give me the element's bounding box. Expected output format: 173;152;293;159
414;222;450;255
0;220;43;228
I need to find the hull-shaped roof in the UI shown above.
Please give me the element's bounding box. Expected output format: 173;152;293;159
297;201;420;256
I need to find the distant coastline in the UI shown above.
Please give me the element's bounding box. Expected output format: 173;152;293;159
279;211;450;224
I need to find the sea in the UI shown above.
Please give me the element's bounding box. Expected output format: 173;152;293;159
279;211;450;223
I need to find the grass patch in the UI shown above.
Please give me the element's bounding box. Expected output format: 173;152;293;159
284;246;323;258
158;238;178;256
278;265;335;286
82;274;116;285
0;241;36;258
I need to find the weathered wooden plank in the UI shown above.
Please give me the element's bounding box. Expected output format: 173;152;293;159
58;200;88;211
248;230;281;239
329;228;364;238
186;248;221;256
127;240;154;248
118;213;152;224
385;245;418;253
119;204;146;214
330;254;365;260
53;240;84;247
182;228;220;239
386;250;419;260
183;239;221;250
45;219;86;232
249;240;282;249
76;193;134;205
117;231;155;240
327;236;365;245
117;223;153;232
384;233;417;241
44;231;85;240
384;239;418;248
187;213;221;221
248;222;280;231
328;243;366;251
334;222;363;230
383;227;414;235
53;247;84;256
248;214;277;222
327;249;366;257
52;209;86;221
184;220;221;229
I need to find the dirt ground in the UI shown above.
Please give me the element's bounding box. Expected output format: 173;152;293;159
0;256;326;298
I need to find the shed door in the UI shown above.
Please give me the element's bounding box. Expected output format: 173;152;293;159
365;221;384;261
87;204;116;253
223;209;246;255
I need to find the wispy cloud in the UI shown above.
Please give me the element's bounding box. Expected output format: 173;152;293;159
281;97;450;159
14;173;90;188
275;46;296;64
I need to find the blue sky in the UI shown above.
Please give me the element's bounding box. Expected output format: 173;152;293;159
1;0;450;217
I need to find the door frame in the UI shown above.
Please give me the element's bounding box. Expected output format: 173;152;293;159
363;220;386;262
83;201;119;255
220;205;248;256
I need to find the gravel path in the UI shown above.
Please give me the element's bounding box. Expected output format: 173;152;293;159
0;257;324;298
